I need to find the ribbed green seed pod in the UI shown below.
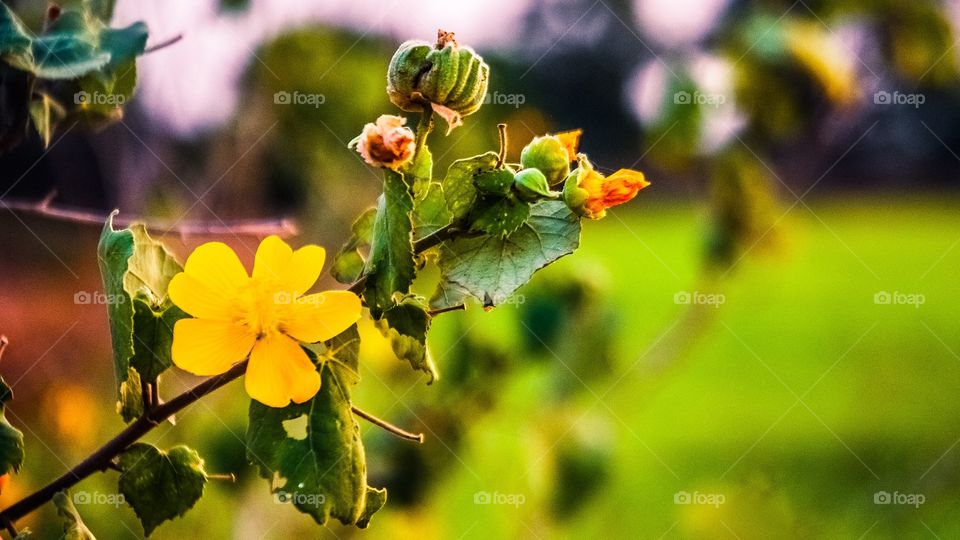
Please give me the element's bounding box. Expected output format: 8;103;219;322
387;40;432;112
386;30;489;119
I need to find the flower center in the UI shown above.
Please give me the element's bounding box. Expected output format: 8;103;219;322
235;278;287;338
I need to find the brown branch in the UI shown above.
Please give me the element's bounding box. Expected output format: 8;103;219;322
0;195;298;237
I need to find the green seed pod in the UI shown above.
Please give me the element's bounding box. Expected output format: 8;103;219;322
386;30;489;120
387;39;433;112
562;165;591;217
514;168;557;202
521;135;570;186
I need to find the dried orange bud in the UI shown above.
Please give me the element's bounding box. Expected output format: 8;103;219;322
562;156;650;219
349;115;416;171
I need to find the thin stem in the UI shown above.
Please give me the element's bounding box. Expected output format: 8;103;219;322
0;194;298;237
351;406;424;443
496;123;508;168
414;108;434;159
0;518;17;539
0;336;8;364
428;304;465;316
144;34;183;54
141;380;154;413
206;473;236;482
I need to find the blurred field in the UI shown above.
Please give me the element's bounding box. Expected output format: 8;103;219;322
399;193;960;539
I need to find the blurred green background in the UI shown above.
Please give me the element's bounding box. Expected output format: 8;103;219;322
1;0;959;538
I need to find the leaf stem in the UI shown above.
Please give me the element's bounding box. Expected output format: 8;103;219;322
350;406;424;443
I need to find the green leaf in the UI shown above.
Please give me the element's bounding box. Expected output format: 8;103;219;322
0;3;33;70
116;366;143;422
377;299;437;382
406;144;433;198
53;491;96;540
429;280;472;311
118;443;208;537
433;201;580;307
331;207;376;284
474;168;514;196
131;300;187;382
468;194;531;237
412;181;453;240
0;377;24;475
246;326;387;528
97;213;182;421
31;10;111;80
441;151;499;221
88;0;118;21
27;93;65;148
363;170;415;318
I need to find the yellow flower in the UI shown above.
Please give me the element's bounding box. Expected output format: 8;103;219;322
168;236;361;408
562;155;650;219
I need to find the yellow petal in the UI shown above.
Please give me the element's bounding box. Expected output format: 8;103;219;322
252;235;293;281
172;319;255;376
280;291;362;343
183;242;249;295
168;273;235;320
556;129;582;162
253;236;326;295
245;334;321;407
282;245;326;295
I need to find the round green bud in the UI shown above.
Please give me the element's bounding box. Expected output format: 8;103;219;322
513;168;557;202
520;136;570;185
562;166;590;217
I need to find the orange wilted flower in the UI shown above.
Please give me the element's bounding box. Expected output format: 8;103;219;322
350;115;416;171
168;236;361;407
562;155;650;219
